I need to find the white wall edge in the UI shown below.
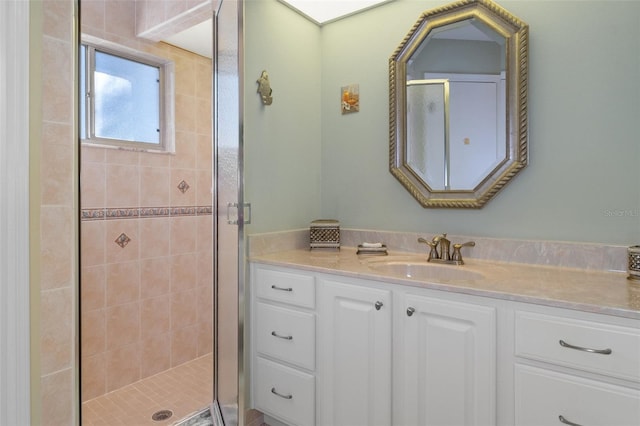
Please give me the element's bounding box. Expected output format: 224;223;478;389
0;0;32;424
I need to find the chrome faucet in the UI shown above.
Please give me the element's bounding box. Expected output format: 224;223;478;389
418;234;475;265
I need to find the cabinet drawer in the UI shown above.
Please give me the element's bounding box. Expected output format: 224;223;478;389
256;302;315;370
515;364;640;426
515;311;640;381
254;357;315;426
255;267;315;308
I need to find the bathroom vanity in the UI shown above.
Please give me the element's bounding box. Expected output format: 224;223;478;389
248;248;640;426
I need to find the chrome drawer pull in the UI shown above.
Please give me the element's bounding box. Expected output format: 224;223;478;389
559;339;612;355
375;301;384;310
271;331;293;340
271;285;293;292
558;415;583;426
406;307;415;316
271;387;293;400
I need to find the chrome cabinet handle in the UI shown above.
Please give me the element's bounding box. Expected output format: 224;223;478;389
271;285;293;292
271;387;293;400
406;307;415;316
375;301;383;310
271;331;293;340
559;339;612;355
558;415;583;426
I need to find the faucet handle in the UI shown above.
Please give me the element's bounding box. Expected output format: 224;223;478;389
456;241;475;248
451;241;475;264
418;237;439;260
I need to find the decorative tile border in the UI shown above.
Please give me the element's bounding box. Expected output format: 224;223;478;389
139;207;171;218
81;208;106;221
81;205;213;221
105;208;139;220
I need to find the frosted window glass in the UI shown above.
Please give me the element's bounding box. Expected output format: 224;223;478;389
94;51;160;144
80;46;86;139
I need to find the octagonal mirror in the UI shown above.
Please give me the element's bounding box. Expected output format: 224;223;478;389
389;0;528;208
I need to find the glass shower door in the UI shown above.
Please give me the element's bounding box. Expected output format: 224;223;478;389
212;0;244;425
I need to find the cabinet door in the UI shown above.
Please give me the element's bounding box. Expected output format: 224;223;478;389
398;294;496;426
317;279;392;426
515;364;640;426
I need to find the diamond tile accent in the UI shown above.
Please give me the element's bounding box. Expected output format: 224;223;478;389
114;233;131;248
177;180;190;193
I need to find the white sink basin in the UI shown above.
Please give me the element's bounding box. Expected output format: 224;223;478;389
365;256;485;281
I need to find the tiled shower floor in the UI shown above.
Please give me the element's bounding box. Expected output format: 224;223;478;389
82;354;213;426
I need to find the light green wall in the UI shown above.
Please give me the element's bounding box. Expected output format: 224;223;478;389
244;0;323;234
411;39;503;75
246;0;640;245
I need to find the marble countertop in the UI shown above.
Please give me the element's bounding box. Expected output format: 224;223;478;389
250;247;640;320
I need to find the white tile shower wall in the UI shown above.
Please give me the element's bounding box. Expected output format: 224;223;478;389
248;229;628;272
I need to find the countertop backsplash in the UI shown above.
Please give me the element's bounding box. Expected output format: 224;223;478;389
248;228;629;273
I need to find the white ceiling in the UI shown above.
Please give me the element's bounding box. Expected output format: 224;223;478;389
163;19;213;58
277;0;393;25
163;0;393;58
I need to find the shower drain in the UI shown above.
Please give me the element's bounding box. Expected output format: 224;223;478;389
151;410;173;422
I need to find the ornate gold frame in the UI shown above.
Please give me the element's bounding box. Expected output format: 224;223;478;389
389;0;529;208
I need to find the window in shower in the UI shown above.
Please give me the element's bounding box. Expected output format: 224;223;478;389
80;36;175;151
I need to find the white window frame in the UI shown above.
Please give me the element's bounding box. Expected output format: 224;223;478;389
80;35;175;152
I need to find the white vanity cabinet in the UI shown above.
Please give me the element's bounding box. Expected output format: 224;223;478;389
251;264;498;426
513;307;640;426
250;262;640;426
397;293;497;426
316;277;393;426
251;265;317;426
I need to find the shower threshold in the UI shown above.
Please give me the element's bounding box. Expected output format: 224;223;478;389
173;400;229;426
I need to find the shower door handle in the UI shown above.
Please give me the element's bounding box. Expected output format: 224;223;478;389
226;202;251;225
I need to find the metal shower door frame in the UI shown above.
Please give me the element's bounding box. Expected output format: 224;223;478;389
212;0;245;425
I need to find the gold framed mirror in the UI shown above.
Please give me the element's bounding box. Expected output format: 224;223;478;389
389;0;528;208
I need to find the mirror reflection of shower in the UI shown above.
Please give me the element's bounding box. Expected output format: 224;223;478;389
405;19;507;191
79;1;216;424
